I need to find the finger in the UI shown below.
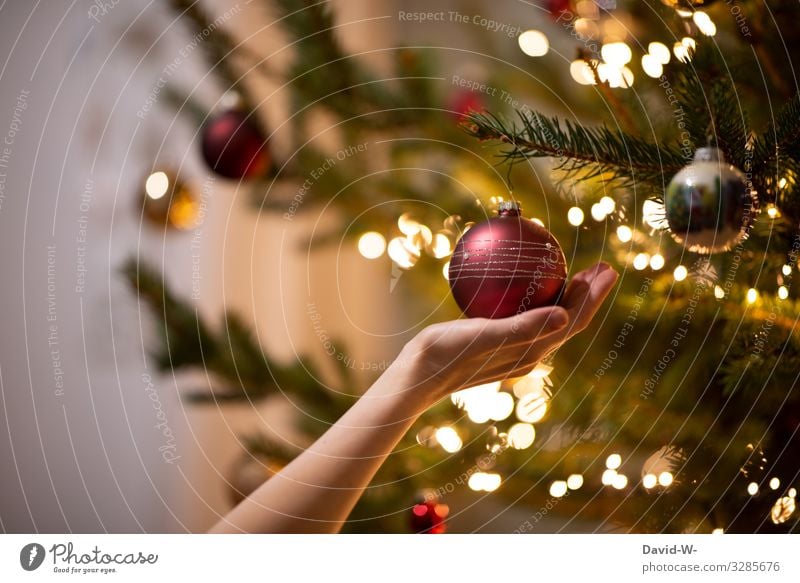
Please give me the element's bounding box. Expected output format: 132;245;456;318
558;262;618;337
471;305;569;351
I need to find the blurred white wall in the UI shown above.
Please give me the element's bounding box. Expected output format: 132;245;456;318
0;0;397;533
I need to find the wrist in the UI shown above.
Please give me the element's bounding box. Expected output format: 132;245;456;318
365;344;441;416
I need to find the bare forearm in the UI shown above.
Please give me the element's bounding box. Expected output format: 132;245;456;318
209;361;430;533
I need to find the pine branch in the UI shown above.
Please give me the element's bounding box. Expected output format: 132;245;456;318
464;110;687;192
167;0;261;121
121;256;330;403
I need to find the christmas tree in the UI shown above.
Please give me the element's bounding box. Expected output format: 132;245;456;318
127;0;800;533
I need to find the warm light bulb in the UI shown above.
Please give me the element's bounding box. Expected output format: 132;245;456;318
658;471;674;487
633;253;649;270
490;392;515;422
591;203;607;221
613;474;628;489
770;477;781;490
714;285;725;299
648;42;671;65
568;206;585;226
782;264;792;276
767;205;779;219
549;480;568;498
570;59;596;85
599;196;616;215
601;469;617;486
641;54;663;78
673;43;691;63
712;528;724;535
616;225;633;243
642;474;658;489
508;423;535;450
357;232;386;259
518;29;549;57
693;11;717;36
601;42;633;68
747;482;759;496
649;254;665;270
778;286;789;300
435;427;463;453
674;265;688;281
746;288;758;304
145;171;170;200
516;391;548;423
606;453;622;470
387;237;420;269
567;474;584;490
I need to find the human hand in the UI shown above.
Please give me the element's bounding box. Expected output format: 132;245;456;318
397;262;618;405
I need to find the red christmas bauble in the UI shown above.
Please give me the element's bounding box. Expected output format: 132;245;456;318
201;108;270;179
409;492;448;534
448;88;485;121
545;0;572;19
448;202;568;319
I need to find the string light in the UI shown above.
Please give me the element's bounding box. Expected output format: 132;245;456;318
145;171;170;200
508;423;536;449
648;42;671;65
746;288;758;304
692;11;717;36
770;477;781;490
641;54;663;78
747;482;759;496
642;199;668;229
601;469;617;486
518;29;549;57
782;264;792;276
431;232;452;258
568;206;585;226
673;265;688;281
606;454;622;470
451;381;502;424
357;232;386;259
642;474;658;489
714;285;725;299
388;237;420;269
567;474;584;490
658;471;674;487
601;42;633;68
516;391;548;423
599;196;616;215
469;472;502;492
490;392;515;422
712;528;724;535
649;254;665;270
613;473;629;489
778;286;789;300
616;225;633;243
633;253;650;270
435;427;463;453
591;203;607;221
549;480;569;498
570;59;597;85
767;205;779;219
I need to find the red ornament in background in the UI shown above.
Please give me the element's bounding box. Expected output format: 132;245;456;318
448;201;568;319
448;88;485;121
545;0;572;19
409;491;449;534
201;108;270;179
